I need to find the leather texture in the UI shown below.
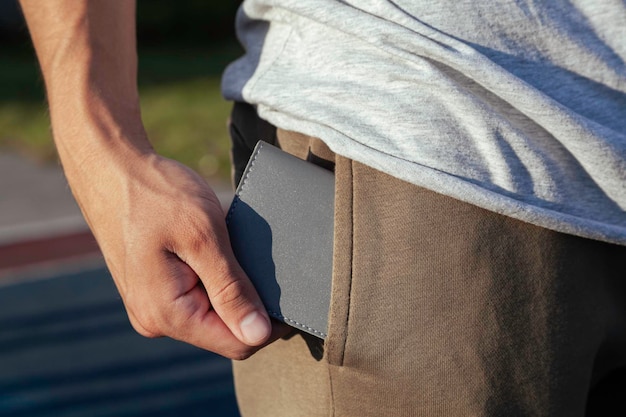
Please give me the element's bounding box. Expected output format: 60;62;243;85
226;141;334;339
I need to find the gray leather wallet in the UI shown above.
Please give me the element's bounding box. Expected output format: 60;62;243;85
225;141;334;339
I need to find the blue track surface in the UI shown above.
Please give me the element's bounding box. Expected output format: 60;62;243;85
0;266;240;417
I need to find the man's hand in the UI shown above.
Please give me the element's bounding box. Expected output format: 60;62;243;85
80;150;283;359
19;0;287;359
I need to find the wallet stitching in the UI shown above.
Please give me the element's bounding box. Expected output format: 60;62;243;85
226;142;328;339
225;143;263;225
224;196;239;226
237;143;262;198
267;310;328;338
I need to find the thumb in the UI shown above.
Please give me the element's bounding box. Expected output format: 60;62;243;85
186;231;272;347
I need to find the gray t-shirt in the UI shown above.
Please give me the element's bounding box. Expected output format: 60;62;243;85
222;0;626;245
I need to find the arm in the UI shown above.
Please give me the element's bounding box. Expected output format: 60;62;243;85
19;0;283;359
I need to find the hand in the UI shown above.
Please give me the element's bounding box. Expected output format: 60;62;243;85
75;150;289;359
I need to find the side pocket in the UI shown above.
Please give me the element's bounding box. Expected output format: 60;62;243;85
273;128;346;365
324;156;354;366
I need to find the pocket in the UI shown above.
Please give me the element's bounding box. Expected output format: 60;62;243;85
231;116;351;364
324;156;354;366
271;128;350;365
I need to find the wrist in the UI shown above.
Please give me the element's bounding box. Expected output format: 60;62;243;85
53;100;151;168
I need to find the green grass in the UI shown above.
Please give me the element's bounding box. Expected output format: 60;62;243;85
139;77;232;179
0;44;242;183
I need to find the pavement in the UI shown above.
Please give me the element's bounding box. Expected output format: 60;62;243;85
0;152;240;416
0;153;94;276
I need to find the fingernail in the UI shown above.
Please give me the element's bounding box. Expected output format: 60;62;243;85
240;311;271;345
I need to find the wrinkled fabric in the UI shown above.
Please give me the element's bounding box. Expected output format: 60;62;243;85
222;0;626;245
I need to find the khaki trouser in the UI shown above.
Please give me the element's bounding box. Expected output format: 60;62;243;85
228;103;626;417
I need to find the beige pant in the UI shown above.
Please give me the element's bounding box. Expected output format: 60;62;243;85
228;104;626;417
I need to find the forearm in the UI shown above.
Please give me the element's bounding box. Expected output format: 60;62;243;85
20;1;278;357
19;0;151;176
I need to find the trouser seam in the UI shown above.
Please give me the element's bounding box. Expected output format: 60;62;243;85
340;159;356;367
327;159;355;416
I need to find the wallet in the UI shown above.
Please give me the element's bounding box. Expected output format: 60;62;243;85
225;141;334;339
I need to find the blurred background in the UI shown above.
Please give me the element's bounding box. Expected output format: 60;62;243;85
0;1;244;415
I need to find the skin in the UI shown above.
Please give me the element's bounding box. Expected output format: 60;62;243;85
19;0;289;360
